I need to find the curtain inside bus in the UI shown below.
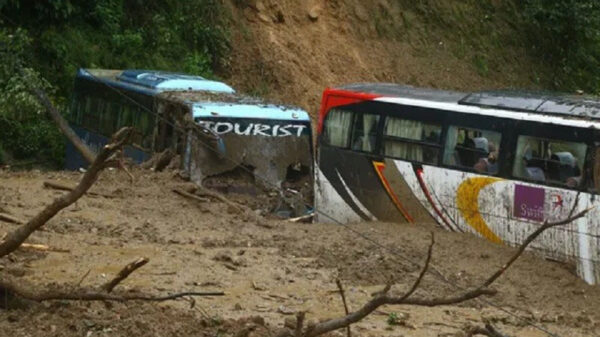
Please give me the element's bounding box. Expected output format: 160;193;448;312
324;109;353;148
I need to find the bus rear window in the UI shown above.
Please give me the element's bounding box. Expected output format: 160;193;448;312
323;108;353;148
382;117;441;164
512;135;587;187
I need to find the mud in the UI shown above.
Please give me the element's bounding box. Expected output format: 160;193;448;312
1;168;599;337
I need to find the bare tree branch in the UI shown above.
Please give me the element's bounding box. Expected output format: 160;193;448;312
0;127;133;258
43;180;114;198
0;213;24;225
481;207;591;288
102;257;149;293
301;207;589;337
0;277;224;302
335;279;351;337
18;66;97;164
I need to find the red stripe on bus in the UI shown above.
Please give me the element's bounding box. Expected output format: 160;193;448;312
415;168;455;232
373;161;414;223
317;88;381;135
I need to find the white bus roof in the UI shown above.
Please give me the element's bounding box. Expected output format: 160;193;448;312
337;83;600;129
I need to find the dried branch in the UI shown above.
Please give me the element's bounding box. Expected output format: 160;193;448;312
0;277;224;302
0;127;133;258
173;189;211;203
0;213;24;225
481;207;591;288
43;180;114;198
102;257;149;293
300;206;588;337
21;66;96;164
295;312;306;337
19;243;70;253
335;279;351;337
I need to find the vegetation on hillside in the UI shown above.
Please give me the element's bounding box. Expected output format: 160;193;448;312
0;0;230;167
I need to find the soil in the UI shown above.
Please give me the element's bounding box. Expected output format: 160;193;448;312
1;168;599;337
223;0;547;117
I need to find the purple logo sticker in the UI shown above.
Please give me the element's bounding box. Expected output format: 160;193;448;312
514;184;545;222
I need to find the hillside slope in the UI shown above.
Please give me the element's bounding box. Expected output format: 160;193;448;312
224;0;549;116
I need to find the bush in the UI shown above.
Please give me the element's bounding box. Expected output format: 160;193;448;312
0;1;230;167
521;0;600;93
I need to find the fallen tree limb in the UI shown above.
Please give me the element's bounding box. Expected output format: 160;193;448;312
43;180;114;198
0;277;224;302
0;213;24;225
20;243;70;253
102;257;149;293
0;127;133;258
20;66;96;164
173;189;210;203
288;214;313;223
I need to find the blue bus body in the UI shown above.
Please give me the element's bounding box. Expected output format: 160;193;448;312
66;69;313;191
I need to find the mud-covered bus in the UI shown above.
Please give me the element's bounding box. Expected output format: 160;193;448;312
315;83;600;284
67;69;313;207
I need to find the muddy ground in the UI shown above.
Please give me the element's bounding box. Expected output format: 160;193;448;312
1;168;599;337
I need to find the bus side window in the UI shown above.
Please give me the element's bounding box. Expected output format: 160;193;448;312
138;110;154;149
382;117;441;164
350;113;379;152
593;147;600;192
443;126;501;175
323;108;354;148
512;135;587;188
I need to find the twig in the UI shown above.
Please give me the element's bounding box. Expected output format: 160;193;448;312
20;243;70;253
294;311;306;337
0;213;24;225
288;214;314;223
43;180;114;198
336;279;351;337
395;232;434;302
102;257;149;293
173;189;210;203
77;269;92;287
0;277;224;302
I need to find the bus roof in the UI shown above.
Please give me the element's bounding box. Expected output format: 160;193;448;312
78;68;235;94
336;83;600;122
158;90;310;122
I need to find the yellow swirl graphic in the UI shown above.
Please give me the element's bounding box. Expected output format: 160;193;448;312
456;177;503;244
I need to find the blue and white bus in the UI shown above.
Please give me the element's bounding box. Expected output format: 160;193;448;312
67;69;313;193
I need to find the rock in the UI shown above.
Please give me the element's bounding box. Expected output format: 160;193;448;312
255;0;266;12
308;6;320;21
284;317;296;329
213;252;234;263
234;303;243;311
257;13;271;23
277;305;295;315
250;316;265;326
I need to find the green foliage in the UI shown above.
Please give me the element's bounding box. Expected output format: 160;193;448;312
521;0;600;93
0;28;65;167
387;312;399;326
0;0;231;97
0;0;230;167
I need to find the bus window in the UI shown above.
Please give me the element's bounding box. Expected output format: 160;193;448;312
443;126;501;175
382;117;441;164
351;113;380;152
512;135;587;187
323;108;353;148
82;96;100;131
